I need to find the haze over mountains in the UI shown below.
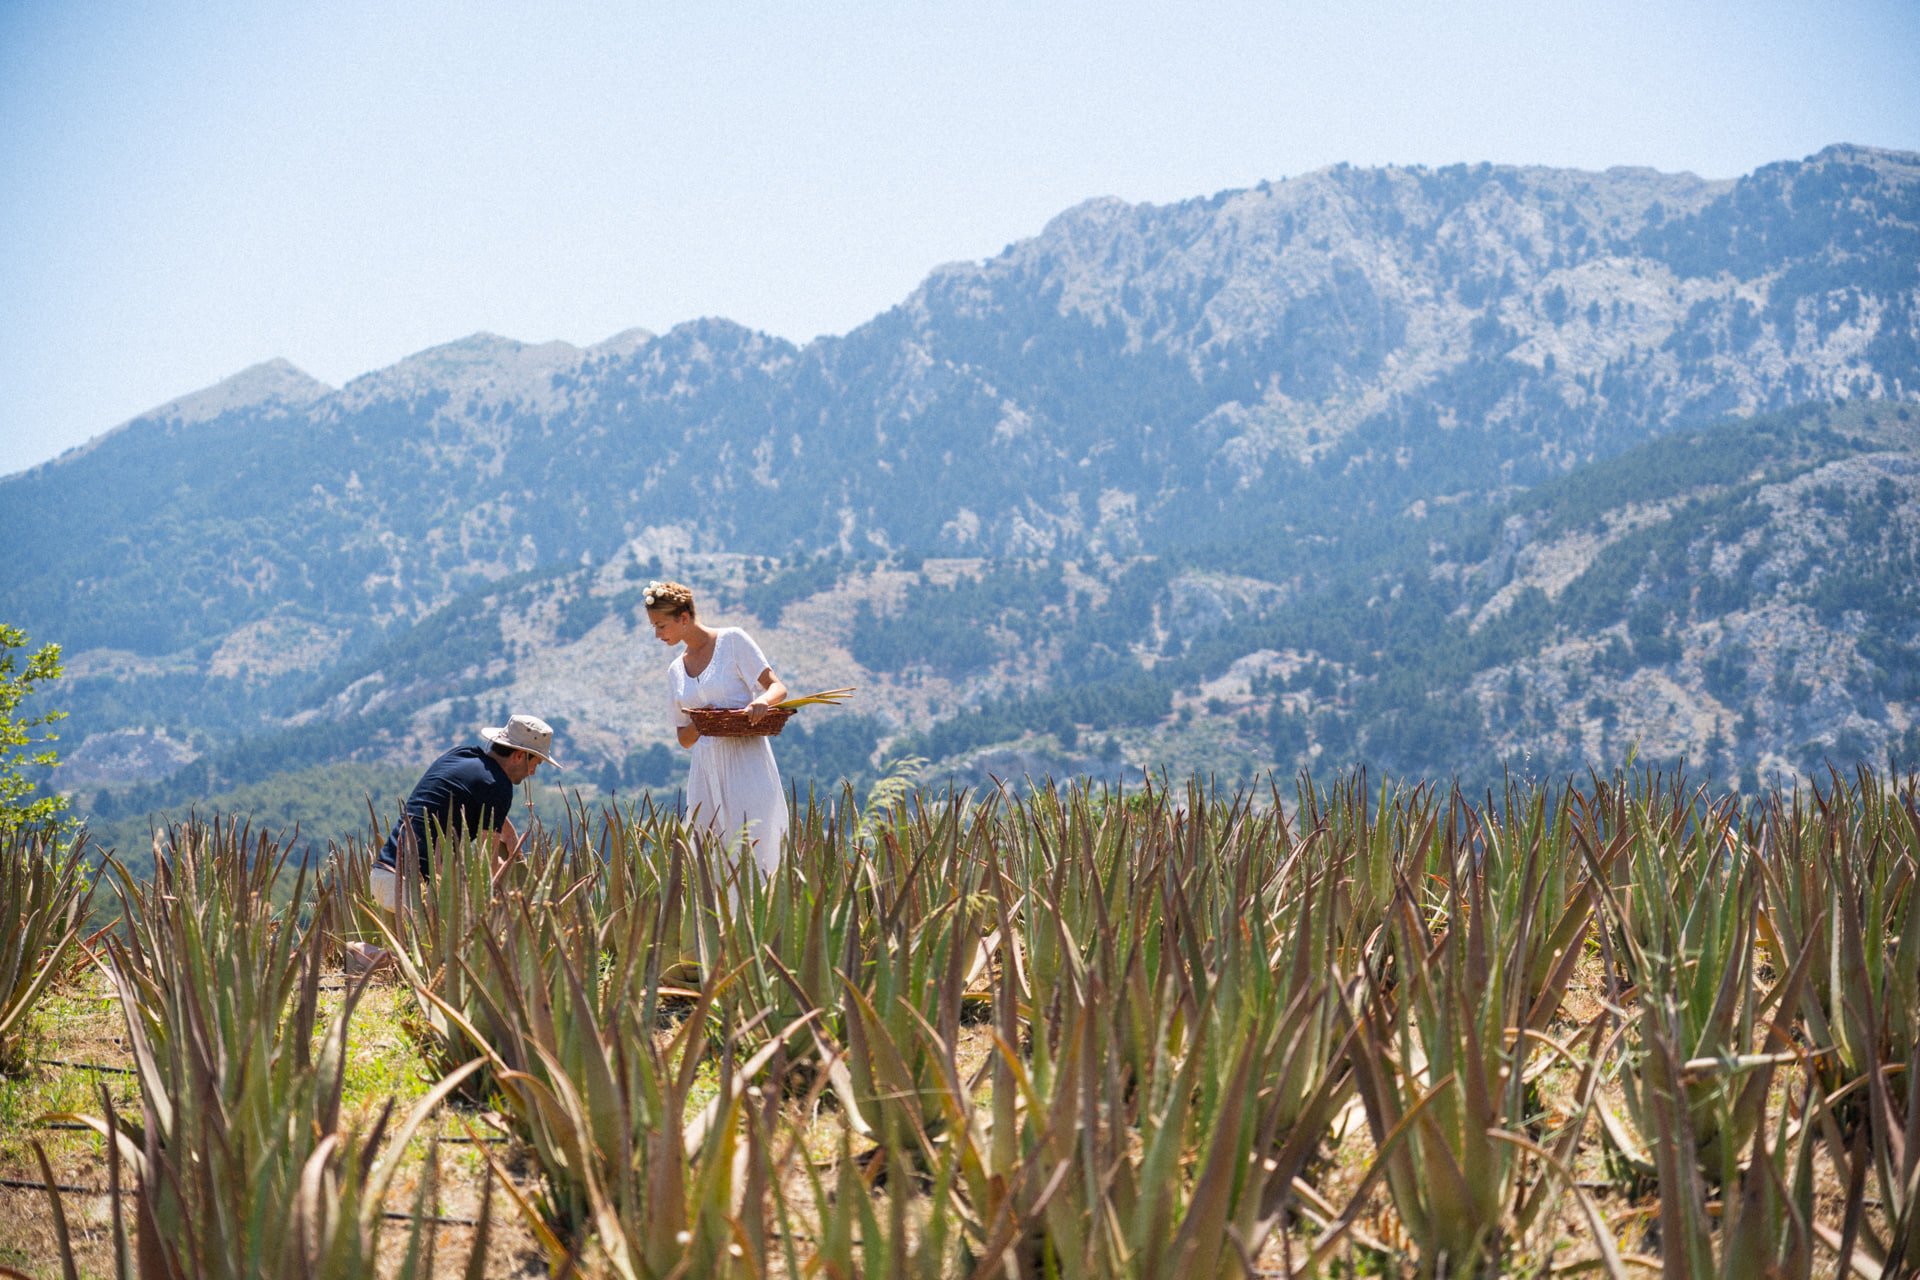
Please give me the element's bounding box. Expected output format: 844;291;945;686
5;143;1918;854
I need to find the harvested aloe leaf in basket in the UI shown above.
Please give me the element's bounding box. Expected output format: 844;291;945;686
776;686;855;710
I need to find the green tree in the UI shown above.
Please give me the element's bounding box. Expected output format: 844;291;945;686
0;625;69;835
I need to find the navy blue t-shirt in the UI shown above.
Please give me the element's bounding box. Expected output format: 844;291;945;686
375;745;515;878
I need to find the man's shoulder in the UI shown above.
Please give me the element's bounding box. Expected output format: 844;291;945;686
426;744;505;785
428;743;487;770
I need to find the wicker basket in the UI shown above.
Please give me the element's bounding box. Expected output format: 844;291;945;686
687;706;796;737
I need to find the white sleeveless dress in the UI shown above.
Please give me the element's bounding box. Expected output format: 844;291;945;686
667;628;789;876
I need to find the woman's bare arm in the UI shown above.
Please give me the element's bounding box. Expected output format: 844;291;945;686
745;669;788;723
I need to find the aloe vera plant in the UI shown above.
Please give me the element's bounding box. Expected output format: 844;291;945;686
46;819;492;1278
1635;998;1820;1278
1593;778;1812;1190
359;798;804;1272
809;777;1359;1276
837;885;1351;1277
696;790;868;1055
1475;777;1626;1022
451;888;812;1276
1754;767;1920;1102
1798;779;1920;1275
742;792;992;1189
1844;975;1920;1273
1287;771;1452;988
374;820;608;1100
1335;839;1622;1279
0;827;95;1070
792;1108;971;1278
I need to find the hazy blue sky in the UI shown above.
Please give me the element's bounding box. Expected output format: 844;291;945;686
3;1;1916;476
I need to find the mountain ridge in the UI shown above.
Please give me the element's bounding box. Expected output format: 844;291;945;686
28;144;1912;479
4;143;1918;850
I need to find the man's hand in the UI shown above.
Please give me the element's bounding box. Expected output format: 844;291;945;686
495;817;523;866
489;819;523;890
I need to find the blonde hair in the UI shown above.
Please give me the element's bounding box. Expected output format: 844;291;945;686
643;579;696;617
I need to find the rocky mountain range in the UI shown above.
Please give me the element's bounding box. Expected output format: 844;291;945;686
4;142;1917;852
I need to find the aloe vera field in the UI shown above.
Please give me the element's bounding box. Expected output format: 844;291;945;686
2;766;1918;1279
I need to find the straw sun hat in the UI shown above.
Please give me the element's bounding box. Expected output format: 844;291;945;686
480;714;566;768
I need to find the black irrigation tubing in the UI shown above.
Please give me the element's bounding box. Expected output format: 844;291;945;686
385;1209;480;1227
379;1208;479;1227
0;1178;483;1227
31;1059;137;1076
0;1176;102;1197
25;1121;506;1143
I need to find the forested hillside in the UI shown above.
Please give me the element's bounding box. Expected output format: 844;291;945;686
59;396;1920;869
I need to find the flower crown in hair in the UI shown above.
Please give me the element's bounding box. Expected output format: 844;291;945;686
642;580;665;608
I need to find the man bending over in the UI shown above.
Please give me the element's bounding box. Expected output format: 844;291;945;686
345;713;562;971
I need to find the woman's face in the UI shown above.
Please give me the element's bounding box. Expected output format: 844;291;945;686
648;608;697;647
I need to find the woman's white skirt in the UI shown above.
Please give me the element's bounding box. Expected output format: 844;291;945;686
686;733;788;878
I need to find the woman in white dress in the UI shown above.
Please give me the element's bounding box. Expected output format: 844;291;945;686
645;580;790;876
